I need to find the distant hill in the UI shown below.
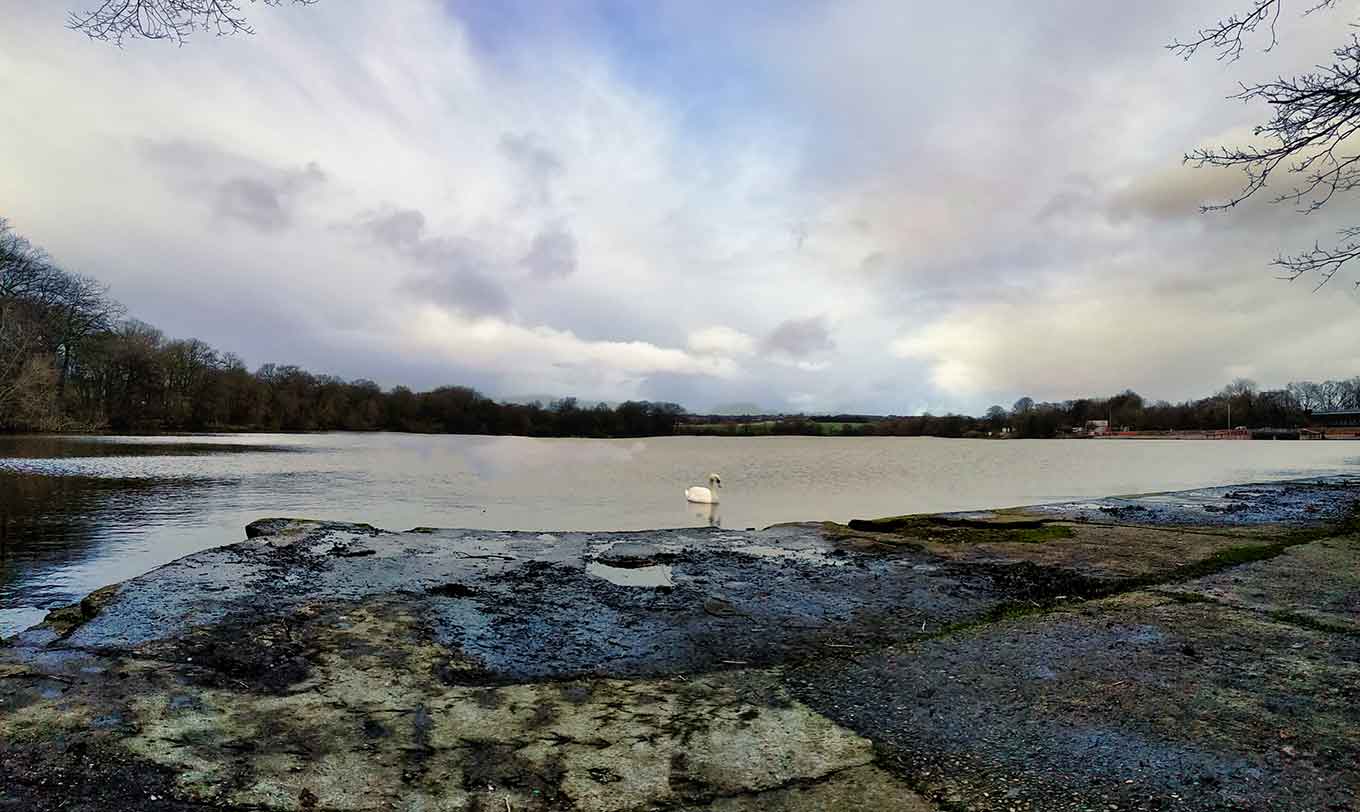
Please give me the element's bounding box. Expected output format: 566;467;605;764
500;394;619;409
708;402;768;416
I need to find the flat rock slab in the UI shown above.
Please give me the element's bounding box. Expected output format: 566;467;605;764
6;521;1008;680
2;479;1357;811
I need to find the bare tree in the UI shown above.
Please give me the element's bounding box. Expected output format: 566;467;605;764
0;304;42;421
1220;377;1260;398
1172;2;1360;289
0;218;54;300
68;0;317;46
49;272;123;394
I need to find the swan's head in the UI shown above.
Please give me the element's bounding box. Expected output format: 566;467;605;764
708;473;722;488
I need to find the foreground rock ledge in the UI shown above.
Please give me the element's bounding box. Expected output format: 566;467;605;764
2;479;1357;811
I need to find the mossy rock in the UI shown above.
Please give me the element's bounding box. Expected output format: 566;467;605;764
37;583;121;638
844;514;1075;545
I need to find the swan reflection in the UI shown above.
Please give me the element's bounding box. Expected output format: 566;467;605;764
691;502;722;528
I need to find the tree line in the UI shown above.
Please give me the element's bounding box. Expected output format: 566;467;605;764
4;218;1355;439
688;379;1357;439
0;219;683;436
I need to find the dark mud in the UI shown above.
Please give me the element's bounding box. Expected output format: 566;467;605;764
789;592;1360;812
1023;477;1360;527
0;737;208;812
442;545;996;681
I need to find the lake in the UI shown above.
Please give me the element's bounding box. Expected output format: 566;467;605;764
2;432;1358;636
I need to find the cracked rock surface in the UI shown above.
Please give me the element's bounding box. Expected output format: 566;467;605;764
2;478;1357;811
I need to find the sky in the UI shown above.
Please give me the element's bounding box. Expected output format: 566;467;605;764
2;0;1359;415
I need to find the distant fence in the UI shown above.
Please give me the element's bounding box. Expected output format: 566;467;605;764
1095;429;1250;440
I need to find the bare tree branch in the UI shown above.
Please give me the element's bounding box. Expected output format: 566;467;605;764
68;0;318;46
1274;226;1360;288
1187;38;1360;214
1169;1;1339;62
1175;2;1360;288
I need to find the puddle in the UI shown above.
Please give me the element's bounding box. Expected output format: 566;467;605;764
586;561;674;588
738;545;848;566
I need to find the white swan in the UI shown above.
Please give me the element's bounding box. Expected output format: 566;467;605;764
685;473;722;504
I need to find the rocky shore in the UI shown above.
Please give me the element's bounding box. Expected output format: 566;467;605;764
2;479;1357;811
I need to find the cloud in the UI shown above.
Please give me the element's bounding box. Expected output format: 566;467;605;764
213;178;289;231
3;0;1358;415
521;224;577;279
213;163;325;231
499;132;565;206
763;316;834;359
893;269;1360;404
360;208;512;317
403;307;740;399
1107;163;1249;223
140;140;327;232
687;325;756;356
403;266;513;318
500;133;565;178
363;208;427;251
709;401;768;415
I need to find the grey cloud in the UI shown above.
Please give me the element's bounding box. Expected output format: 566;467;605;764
864;243;1051;312
710;401;769;415
139;138;229;171
1102;161;1336;240
361;208;512;317
141;140;326;232
212;162;324;231
1036;189;1093;222
403;265;511;317
499;132;564;205
365;208;427;252
763;316;834;358
500;132;564;177
521;225;577;279
1106;165;1247;223
640;373;784;414
214;178;287;231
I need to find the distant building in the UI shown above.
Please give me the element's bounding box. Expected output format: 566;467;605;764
1086;419;1110;436
1310;410;1360;428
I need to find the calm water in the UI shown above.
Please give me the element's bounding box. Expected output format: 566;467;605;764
2;432;1358;635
